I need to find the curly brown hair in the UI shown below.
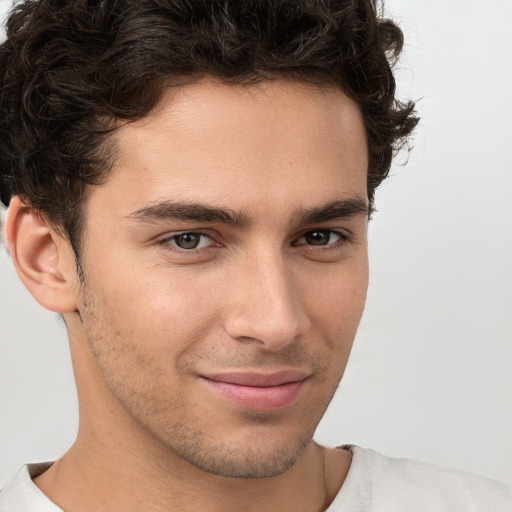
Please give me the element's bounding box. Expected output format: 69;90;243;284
0;0;417;253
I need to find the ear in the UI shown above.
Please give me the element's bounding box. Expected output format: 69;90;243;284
5;196;79;313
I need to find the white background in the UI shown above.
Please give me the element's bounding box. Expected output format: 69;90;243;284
1;0;511;489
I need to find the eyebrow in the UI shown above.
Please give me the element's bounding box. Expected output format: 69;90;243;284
126;197;370;227
294;197;370;224
127;201;251;227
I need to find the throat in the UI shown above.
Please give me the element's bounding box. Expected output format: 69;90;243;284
31;440;346;512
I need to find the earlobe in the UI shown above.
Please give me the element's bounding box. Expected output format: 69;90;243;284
5;196;79;313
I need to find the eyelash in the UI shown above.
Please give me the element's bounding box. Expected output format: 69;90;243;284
158;229;349;254
292;229;349;249
159;231;217;253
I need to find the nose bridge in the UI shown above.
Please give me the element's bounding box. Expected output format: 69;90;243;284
225;246;309;349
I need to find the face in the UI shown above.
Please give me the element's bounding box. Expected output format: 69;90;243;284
71;79;369;478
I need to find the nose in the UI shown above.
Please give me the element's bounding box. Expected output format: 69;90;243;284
223;251;310;351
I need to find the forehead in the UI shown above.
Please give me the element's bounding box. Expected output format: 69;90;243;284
88;78;368;221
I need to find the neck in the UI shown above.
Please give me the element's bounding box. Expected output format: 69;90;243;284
35;429;334;512
35;323;351;511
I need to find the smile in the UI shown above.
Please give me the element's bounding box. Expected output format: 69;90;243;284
199;371;309;412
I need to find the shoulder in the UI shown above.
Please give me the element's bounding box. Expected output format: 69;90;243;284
0;463;60;512
330;445;512;512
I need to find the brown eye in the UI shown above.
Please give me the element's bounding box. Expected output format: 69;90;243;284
304;230;331;245
295;230;346;247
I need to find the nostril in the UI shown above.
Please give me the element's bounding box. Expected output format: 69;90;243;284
224;303;310;351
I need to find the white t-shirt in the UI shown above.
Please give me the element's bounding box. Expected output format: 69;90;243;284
1;446;511;511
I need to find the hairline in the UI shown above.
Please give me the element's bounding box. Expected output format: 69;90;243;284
65;73;371;263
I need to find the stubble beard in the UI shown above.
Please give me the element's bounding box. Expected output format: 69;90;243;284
77;280;344;480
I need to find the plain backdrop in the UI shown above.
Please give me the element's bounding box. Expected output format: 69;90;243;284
1;0;511;489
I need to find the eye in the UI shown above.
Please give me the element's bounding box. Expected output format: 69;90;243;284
294;229;346;247
162;232;214;251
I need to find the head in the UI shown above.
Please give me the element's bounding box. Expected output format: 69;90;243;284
0;0;417;478
0;0;416;255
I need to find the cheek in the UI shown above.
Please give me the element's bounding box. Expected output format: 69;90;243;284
306;259;368;326
87;264;227;357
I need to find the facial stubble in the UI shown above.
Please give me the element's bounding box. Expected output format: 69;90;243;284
76;277;347;479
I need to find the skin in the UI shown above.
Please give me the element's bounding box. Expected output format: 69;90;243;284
7;78;369;511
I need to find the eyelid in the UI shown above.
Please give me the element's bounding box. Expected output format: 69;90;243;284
155;227;351;256
158;229;219;253
293;228;350;247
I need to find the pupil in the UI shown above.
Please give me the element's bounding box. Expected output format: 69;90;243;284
176;233;200;249
305;231;329;245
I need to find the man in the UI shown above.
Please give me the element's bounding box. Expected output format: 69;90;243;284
0;0;510;510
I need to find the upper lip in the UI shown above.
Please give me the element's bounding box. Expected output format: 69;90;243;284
200;370;310;387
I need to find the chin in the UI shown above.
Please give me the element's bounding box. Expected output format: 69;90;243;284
170;428;311;479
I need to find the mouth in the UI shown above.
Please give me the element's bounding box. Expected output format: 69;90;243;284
199;370;309;412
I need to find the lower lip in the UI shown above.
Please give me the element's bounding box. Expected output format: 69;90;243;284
201;378;305;412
